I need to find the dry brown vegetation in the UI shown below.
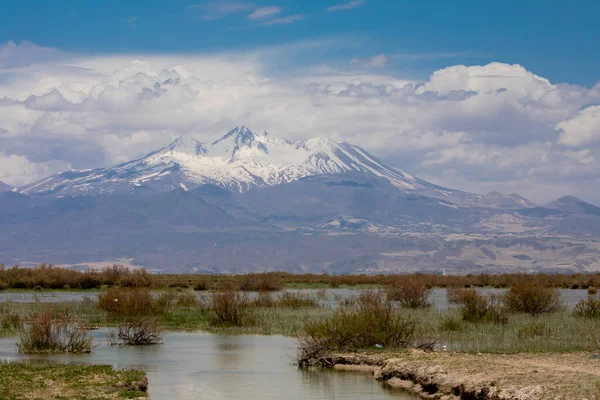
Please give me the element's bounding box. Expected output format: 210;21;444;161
452;288;508;324
386;276;432;308
17;308;93;354
210;290;251;326
108;318;163;346
297;291;419;366
504;284;563;315
573;294;600;318
2;264;600;291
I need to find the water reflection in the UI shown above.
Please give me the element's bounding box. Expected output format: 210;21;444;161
0;332;419;400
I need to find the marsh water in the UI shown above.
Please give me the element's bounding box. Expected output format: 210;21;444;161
0;332;421;399
0;288;591;309
0;288;592;399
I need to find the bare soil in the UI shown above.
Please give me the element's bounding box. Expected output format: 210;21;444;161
325;350;600;399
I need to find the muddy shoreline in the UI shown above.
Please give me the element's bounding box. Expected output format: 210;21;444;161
322;351;600;400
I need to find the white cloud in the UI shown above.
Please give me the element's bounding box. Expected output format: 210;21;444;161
262;14;304;25
0;40;65;68
0;152;70;187
327;0;365;12
247;6;282;20
349;53;388;69
188;1;255;20
1;41;600;202
557;105;600;147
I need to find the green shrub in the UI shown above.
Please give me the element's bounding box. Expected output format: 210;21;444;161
504;284;563;315
439;315;463;332
518;321;551;339
297;291;416;365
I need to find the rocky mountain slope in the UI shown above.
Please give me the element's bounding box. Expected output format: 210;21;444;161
3;127;600;274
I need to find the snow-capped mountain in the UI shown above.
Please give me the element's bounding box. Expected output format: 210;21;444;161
19;126;477;203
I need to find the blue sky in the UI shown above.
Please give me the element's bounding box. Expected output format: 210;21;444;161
1;0;600;203
1;0;599;85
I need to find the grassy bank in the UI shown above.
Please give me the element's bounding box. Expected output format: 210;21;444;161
0;362;147;399
2;289;599;353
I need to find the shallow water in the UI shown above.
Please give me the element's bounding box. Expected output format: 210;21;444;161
0;288;591;309
0;332;420;400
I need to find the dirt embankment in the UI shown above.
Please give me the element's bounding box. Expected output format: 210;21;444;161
321;351;600;400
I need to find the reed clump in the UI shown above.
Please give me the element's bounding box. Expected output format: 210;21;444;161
17;308;93;354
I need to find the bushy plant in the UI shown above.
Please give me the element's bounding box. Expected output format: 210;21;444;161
239;273;283;291
438;315;463;332
17;308;93;354
277;292;318;309
210;291;250;326
573;295;600;318
108;318;163;346
193;282;210;291
386;276;432;308
297;291;416;365
446;286;469;303
174;292;199;307
504;284;563;315
98;288;163;318
457;289;508;324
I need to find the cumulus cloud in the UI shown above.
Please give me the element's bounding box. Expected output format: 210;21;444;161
247;6;282;20
1;41;600;202
557;105;600;147
327;0;365;12
0;152;70;186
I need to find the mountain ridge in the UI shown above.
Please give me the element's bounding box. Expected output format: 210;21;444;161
18;126;479;204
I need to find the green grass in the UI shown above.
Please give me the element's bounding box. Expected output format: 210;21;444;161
410;308;600;353
0;362;147;399
2;291;600;354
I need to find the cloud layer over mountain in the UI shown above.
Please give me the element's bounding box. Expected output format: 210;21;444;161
0;40;599;202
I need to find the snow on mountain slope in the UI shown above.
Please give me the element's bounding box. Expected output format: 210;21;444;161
19;126;478;202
